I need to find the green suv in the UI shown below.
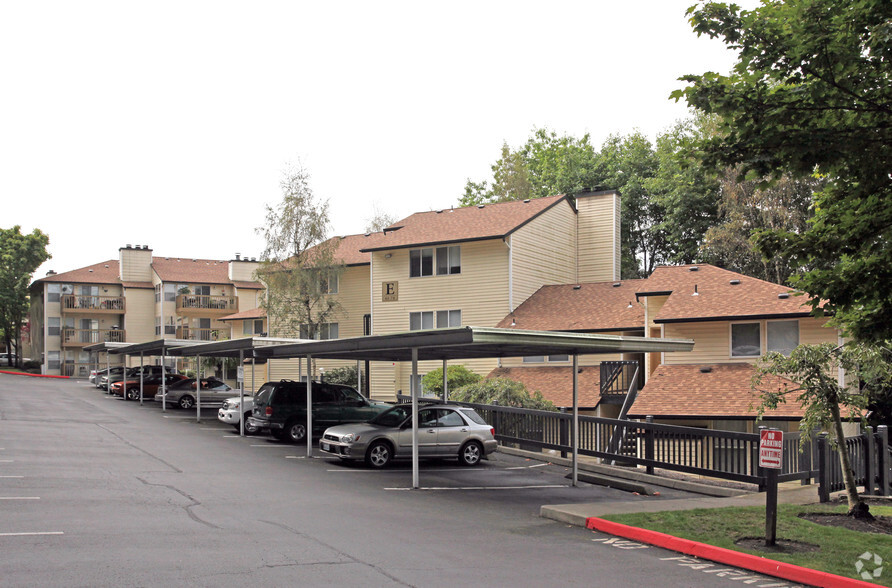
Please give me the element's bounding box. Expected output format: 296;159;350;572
248;380;392;443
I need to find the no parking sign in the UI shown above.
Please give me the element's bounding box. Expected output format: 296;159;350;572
759;429;783;469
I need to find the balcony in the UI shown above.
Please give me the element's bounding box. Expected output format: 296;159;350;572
175;327;231;342
599;361;642;405
61;328;126;348
176;295;238;317
61;294;125;314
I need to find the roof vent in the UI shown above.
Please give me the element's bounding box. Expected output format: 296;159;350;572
46;270;56;276
573;285;581;290
104;264;109;268
730;279;740;285
692;284;699;296
700;366;712;373
436;210;443;214
778;292;791;299
613;282;621;288
477;204;485;209
523;199;531;203
126;244;132;249
88;269;93;272
689;266;699;272
235;253;241;260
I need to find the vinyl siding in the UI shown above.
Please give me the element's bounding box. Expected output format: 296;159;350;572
119;248;153;282
510;200;577;309
123;288;155;343
577;192;620;283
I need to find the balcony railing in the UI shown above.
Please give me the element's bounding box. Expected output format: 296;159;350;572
175;327;231;342
175;295;238;315
61;328;126;347
61;294;125;313
599;361;641;401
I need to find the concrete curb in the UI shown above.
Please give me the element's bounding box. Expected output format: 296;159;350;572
0;370;69;379
586;517;876;588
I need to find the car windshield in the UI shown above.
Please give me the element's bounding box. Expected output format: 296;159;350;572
369;405;412;427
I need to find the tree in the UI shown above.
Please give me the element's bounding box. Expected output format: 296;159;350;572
450;377;558;411
0;226;50;368
255;165;344;340
673;0;892;343
420;365;482;397
753;342;892;519
364;205;397;233
700;169;820;285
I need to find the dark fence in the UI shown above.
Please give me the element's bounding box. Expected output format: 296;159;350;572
397;395;892;500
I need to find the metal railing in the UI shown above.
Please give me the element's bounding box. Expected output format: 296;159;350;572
175;327;231;341
61;294;125;312
61;328;125;345
176;295;238;312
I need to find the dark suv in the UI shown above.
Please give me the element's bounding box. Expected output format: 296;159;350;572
248;380;392;443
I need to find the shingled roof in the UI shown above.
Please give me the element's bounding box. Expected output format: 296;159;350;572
637;264;820;323
361;194;571;252
152;257;251;286
32;260;124;286
486;366;603;408
628;363;806;419
495;280;646;332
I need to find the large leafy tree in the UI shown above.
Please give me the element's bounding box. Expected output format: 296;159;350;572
0;226;50;367
255;165;344;340
673;0;892;343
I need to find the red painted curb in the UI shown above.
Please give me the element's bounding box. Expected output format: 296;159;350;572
587;517;878;588
0;370;69;379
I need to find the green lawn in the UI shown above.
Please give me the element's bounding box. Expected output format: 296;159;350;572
601;503;892;586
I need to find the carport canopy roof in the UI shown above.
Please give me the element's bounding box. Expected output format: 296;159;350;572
252;326;694;362
106;338;202;356
83;341;132;354
163;337;308;358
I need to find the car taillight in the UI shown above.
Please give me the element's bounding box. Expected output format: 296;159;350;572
265;406;272;416
490;428;495;437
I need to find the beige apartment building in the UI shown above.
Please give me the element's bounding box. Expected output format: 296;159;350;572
29;245;263;376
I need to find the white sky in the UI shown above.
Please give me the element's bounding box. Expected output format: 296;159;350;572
1;1;747;279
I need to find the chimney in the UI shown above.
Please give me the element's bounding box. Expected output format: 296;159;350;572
119;244;153;282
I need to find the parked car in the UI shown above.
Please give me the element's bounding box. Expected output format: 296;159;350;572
319;403;497;468
218;395;259;434
153;377;233;409
248;380;392;443
98;367;128;390
110;373;189;400
1;353;29;366
102;365;171;391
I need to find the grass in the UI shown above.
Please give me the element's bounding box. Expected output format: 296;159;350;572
601;503;892;585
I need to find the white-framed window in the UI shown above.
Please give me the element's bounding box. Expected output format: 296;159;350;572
244;319;265;335
410;246;461;277
523;354;570;364
154;284;161;303
47;283;61;303
164;317;176;335
163;283;176;302
319;271;338;294
411;310;461;331
767;320;799;356
410;311;434;331
299;323;339;340
47;351;60;370
731;322;761;357
436;309;461;328
48;317;60;337
155;317;161;336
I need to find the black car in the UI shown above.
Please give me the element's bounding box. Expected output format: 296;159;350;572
248;380;392;443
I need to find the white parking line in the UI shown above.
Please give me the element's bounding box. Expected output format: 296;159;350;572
249;444;291;448
0;476;23;479
385;484;568;491
505;463;549;470
0;460;13;463
0;532;64;537
0;497;40;500
327;468;472;473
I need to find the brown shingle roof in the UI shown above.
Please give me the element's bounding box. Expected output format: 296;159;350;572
32;260;121;286
495;281;646;332
361;195;570;251
151;257;261;287
331;232;388;265
220;308;266;321
637;264;818;323
628;363;806;419
486;366;602;408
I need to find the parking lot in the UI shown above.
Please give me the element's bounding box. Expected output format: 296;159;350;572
0;374;799;587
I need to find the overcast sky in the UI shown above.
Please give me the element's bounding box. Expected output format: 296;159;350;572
2;1;749;279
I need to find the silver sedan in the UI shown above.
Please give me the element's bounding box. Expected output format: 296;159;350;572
320;404;497;468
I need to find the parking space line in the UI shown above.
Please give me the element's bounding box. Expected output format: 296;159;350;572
0;476;23;479
0;532;64;537
0;497;40;500
506;463;549;470
325;468;478;473
385;484;568;491
0;460;13;463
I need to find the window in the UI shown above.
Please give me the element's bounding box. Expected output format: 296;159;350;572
154;284;161;303
48;351;60;370
731;323;761;357
299;323;339;340
437;409;466;427
523;354;569;363
363;314;372;336
164;317;176;335
47;284;61;303
410;311;434;331
436;246;461;275
244;319;265;335
163;284;176;302
319;271;338;294
48;317;60;337
436;309;461;328
409;248;433;277
410;246;461;277
767;320;799;356
194;285;210;296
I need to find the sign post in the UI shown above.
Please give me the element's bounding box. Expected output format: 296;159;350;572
759;428;783;546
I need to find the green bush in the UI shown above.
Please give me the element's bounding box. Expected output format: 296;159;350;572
421;365;482;396
323;365;358;387
23;360;40;370
450;377;558;411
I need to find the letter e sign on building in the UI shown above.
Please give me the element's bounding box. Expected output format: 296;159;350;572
382;281;398;302
759;429;783;469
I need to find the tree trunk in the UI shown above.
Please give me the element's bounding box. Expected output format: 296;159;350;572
830;401;873;520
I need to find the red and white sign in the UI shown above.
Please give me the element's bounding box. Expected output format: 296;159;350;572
759;429;783;469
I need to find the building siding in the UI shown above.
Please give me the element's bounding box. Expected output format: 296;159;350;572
577;192;620;283
510;200;577;309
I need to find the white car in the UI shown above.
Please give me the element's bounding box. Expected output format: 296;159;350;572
218;395;259;434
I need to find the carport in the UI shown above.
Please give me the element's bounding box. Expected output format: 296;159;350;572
83;341;130;381
164;337;307;434
253;326;694;489
107;339;201;408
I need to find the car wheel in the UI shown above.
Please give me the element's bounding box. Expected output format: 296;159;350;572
458;441;483;466
286;421;307;443
365;441;392;468
178;395;194;409
125;388;140;401
244;414;260;435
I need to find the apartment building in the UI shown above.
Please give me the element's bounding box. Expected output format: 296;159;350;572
29;245;262;376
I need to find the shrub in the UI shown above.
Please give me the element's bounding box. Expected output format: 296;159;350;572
450;377;558;411
323;365;358;387
421;365;482;396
